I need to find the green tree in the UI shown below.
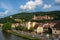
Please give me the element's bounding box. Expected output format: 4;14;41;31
2;22;11;31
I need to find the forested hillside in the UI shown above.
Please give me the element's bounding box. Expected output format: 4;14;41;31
0;11;60;23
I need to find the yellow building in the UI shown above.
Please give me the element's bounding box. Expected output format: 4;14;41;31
37;25;43;33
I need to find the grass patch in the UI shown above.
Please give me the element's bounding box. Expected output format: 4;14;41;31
9;31;40;40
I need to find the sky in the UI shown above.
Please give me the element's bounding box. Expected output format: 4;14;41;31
0;0;60;18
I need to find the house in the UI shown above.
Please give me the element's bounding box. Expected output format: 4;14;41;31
52;23;60;34
25;20;56;34
43;23;49;29
26;21;31;30
11;23;20;28
25;21;36;30
11;23;16;28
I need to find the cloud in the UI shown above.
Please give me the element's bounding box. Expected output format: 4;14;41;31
0;2;16;16
55;0;60;4
43;4;51;9
20;0;43;11
4;10;9;14
0;10;9;16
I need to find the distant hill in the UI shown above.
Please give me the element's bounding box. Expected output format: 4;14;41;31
0;11;60;23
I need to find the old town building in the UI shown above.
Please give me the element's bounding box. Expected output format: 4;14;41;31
32;15;54;20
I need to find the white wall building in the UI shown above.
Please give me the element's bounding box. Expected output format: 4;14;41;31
32;22;36;27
